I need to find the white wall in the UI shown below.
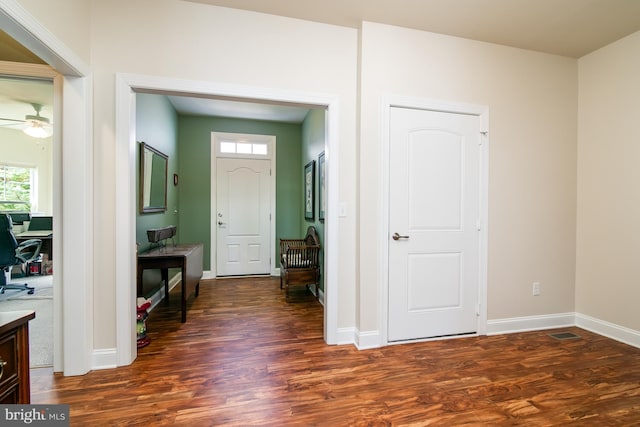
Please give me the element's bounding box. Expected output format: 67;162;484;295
13;0;640;363
89;0;358;349
358;23;578;333
0;127;53;215
16;0;91;65
576;31;640;331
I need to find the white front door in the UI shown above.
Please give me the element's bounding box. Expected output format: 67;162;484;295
216;158;271;276
388;106;482;342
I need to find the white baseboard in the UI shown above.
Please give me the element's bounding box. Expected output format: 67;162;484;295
486;312;640;350
486;312;575;335
145;273;181;312
335;327;357;345
355;329;381;350
93;310;640;372
575;313;640;349
92;348;117;370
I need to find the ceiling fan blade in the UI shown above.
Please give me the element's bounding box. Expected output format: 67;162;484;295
0;117;25;129
0;117;25;123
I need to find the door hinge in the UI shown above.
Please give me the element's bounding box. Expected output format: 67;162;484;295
476;219;481;231
476;303;481;316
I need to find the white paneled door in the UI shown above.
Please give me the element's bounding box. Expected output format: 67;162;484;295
216;158;271;276
388;106;482;341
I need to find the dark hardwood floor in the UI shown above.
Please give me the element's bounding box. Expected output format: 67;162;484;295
31;277;640;426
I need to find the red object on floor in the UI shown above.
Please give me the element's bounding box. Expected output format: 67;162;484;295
136;301;151;348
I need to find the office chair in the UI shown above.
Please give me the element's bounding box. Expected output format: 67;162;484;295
0;213;41;294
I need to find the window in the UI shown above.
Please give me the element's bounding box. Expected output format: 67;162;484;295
213;132;275;161
0;164;36;211
219;140;269;156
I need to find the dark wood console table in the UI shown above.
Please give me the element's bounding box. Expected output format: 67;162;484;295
137;243;203;323
0;310;34;403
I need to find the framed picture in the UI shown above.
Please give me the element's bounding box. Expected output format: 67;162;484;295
304;160;315;221
318;152;325;221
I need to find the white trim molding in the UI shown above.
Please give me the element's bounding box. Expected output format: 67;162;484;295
354;329;381;350
487;313;575;335
335;327;357;346
350;312;640;351
210;132;276;277
92;348;117;371
0;0;89;76
116;73;342;365
379;95;489;345
575;313;640;349
487;312;640;351
0;3;93;376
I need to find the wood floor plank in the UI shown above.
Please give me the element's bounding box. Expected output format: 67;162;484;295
31;277;640;426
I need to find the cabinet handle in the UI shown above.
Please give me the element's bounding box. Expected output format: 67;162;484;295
0;358;6;380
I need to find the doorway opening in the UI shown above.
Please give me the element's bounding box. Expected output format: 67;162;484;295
0;70;57;370
117;74;341;365
212;132;275;277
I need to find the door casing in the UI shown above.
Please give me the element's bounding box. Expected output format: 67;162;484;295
117;74;342;358
379;96;489;346
211;132;276;276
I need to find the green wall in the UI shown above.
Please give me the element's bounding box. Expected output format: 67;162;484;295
135;93;179;252
135;93;179;297
136;99;326;278
301;108;326;292
177;115;304;271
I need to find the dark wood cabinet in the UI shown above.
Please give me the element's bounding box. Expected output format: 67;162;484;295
0;311;34;404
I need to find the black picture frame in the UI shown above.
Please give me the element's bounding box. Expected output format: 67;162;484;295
139;141;168;214
304;160;315;221
318;152;325;221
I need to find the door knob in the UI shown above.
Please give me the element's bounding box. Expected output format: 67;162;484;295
392;232;409;240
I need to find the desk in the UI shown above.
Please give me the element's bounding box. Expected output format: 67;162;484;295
137;243;203;323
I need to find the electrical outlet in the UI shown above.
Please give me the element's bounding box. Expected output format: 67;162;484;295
532;282;541;296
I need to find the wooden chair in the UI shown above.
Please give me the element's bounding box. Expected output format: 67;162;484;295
279;226;321;301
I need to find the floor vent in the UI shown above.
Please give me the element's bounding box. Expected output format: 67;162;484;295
549;331;581;340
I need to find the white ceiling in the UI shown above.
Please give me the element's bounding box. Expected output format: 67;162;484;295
0;76;53;132
3;1;640;126
167;96;312;123
185;0;640;58
162;0;640;122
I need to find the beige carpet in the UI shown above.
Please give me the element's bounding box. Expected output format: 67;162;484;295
0;275;53;367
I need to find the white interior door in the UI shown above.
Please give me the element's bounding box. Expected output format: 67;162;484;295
388;106;481;342
216;158;271;276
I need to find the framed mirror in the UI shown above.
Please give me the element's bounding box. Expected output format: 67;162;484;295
139;142;168;213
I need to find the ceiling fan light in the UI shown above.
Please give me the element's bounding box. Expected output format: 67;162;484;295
23;120;52;138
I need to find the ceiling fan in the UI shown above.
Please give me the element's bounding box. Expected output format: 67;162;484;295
0;103;53;138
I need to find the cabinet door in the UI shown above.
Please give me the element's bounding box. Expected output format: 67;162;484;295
0;333;18;391
0;382;19;403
